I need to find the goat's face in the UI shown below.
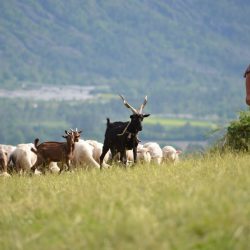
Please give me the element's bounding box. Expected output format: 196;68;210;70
73;131;82;142
62;133;75;144
130;113;150;131
65;129;82;142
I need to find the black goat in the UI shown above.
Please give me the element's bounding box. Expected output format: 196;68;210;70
100;95;150;168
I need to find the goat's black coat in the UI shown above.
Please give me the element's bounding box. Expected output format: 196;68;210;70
100;114;150;168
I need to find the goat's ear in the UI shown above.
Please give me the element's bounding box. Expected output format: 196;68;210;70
143;114;150;118
62;135;67;138
78;130;82;134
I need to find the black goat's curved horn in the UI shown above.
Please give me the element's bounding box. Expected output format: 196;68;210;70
138;96;148;114
119;94;138;114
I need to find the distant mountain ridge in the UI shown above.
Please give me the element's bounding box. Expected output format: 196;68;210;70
0;0;250;117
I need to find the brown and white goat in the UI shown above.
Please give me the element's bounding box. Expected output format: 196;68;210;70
31;129;81;174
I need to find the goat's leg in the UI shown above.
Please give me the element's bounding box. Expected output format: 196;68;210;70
7;156;14;174
15;161;21;174
0;160;4;173
41;162;47;175
66;160;72;172
100;145;110;170
3;160;7;174
30;163;37;174
35;161;46;175
133;147;137;164
120;150;127;166
59;162;64;174
30;157;43;175
110;148;118;164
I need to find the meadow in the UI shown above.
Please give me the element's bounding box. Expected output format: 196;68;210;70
144;116;218;129
0;152;249;250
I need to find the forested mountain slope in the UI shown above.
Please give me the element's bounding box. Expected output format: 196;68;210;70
1;0;250;117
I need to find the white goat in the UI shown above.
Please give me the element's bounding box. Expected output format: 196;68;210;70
9;143;37;173
0;148;10;177
0;144;16;162
48;162;60;173
9;143;59;174
162;146;181;164
143;142;163;165
86;140;111;167
72;139;101;169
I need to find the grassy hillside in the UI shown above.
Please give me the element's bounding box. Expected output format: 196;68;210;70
0;152;249;249
0;0;250;117
0;98;216;145
144;116;217;128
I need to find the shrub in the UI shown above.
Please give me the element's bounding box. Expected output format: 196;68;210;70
219;111;250;152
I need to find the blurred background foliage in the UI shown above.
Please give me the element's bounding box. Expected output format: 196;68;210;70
0;0;249;147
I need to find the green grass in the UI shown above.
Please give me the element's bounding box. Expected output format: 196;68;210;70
95;93;117;101
27;121;70;128
145;116;218;128
0;153;249;250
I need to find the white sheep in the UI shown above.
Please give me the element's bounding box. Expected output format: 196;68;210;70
143;142;163;165
137;147;151;164
126;144;151;164
162;145;181;164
